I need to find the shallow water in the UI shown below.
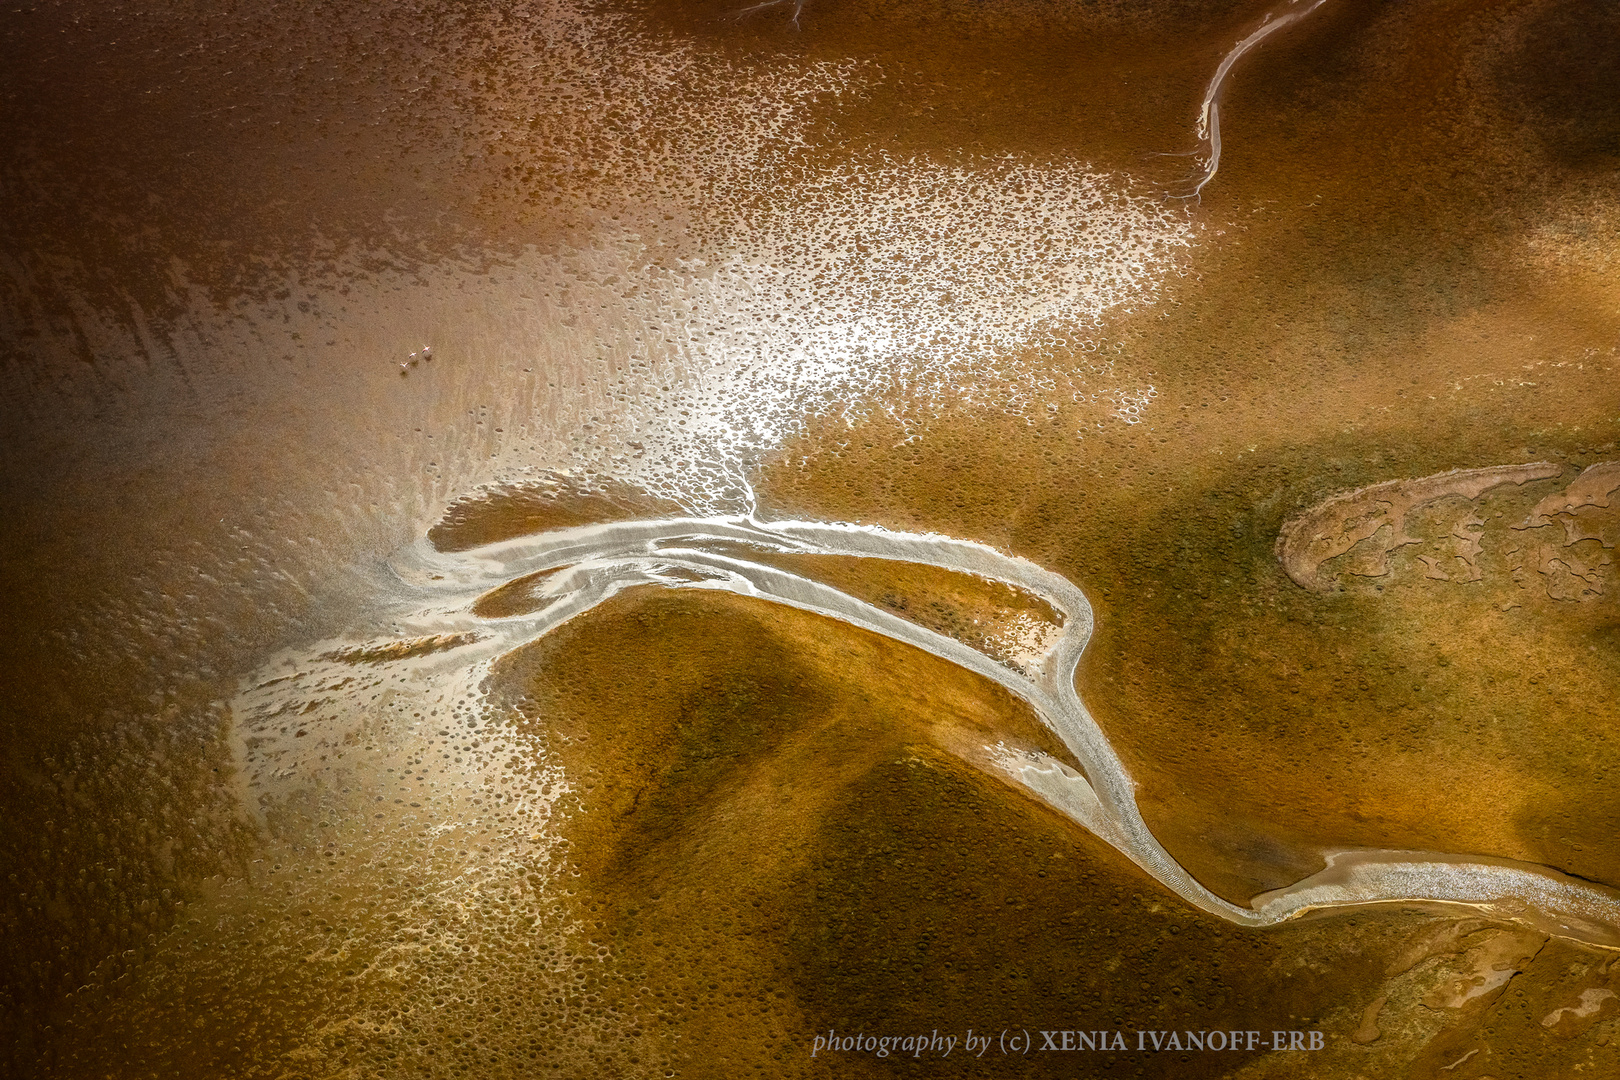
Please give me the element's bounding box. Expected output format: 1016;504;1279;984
4;0;1620;1075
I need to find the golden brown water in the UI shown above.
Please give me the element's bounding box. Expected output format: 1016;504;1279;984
4;0;1619;1076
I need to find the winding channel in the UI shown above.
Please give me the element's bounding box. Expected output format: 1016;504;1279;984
1177;0;1332;199
353;510;1620;949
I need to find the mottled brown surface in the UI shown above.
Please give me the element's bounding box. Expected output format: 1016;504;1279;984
4;0;1619;1075
753;0;1620;911
479;586;1589;1078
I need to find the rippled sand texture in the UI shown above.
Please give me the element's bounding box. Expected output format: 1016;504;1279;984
5;0;1620;1076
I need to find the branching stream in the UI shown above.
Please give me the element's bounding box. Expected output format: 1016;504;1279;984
238;508;1620;950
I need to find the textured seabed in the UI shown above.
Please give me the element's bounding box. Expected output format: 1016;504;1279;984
3;0;1619;1077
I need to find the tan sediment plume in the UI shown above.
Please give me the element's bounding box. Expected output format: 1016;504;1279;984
1275;462;1564;591
1351;995;1387;1044
319;632;485;665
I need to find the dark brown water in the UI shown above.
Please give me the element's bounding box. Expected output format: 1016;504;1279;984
4;0;1619;1076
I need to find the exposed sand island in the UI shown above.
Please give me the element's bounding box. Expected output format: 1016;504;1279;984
1276;462;1564;591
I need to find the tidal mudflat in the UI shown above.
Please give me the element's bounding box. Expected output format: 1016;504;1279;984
4;0;1619;1077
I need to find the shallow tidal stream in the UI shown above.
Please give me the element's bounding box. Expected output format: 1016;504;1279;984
3;0;1620;1077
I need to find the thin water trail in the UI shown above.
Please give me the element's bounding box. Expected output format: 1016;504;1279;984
237;511;1620;949
1174;0;1331;199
